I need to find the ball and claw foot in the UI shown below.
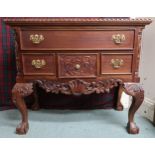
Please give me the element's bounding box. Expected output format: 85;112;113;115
12;83;33;135
16;122;29;135
127;122;139;134
117;82;144;134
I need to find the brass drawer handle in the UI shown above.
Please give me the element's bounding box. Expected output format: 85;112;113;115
75;64;81;70
112;34;126;44
32;59;46;68
111;59;124;69
30;34;44;44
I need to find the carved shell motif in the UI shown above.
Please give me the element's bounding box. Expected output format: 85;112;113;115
35;79;123;96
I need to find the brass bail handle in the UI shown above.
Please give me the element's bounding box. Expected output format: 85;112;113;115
32;59;46;69
112;34;126;44
30;34;44;44
111;59;124;69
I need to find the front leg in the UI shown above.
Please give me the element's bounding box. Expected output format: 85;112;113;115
12;83;33;134
123;83;144;134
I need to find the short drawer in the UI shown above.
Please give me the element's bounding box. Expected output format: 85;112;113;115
101;53;133;74
22;53;56;75
20;30;134;50
58;53;98;78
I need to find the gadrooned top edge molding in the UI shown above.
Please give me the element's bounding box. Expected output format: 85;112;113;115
3;17;152;26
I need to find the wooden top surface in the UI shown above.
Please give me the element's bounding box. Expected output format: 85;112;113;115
3;17;152;26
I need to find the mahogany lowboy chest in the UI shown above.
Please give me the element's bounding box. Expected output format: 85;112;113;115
4;17;152;135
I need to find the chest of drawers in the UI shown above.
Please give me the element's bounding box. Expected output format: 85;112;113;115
4;17;151;135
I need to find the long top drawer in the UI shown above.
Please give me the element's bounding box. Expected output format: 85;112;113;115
20;30;134;50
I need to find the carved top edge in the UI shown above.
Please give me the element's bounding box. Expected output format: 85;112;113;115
3;17;152;26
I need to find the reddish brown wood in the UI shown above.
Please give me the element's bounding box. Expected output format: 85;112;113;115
17;74;134;83
9;18;150;83
35;79;123;95
31;82;40;110
123;83;144;134
4;17;152;26
4;17;151;135
101;53;133;74
12;83;33;134
134;28;143;82
115;84;124;111
20;30;134;50
22;53;56;75
58;53;98;78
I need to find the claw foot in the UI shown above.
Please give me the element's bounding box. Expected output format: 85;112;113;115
127;122;139;134
16;122;29;135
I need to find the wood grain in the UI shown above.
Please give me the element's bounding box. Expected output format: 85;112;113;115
101;53;133;74
20;30;134;50
22;53;56;75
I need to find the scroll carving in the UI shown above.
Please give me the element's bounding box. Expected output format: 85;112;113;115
58;55;97;77
12;83;33;98
35;79;123;96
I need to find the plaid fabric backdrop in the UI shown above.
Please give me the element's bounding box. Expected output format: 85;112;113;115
0;17;117;110
0;18;16;110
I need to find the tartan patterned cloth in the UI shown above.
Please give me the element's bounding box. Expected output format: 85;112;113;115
0;18;16;110
0;17;117;110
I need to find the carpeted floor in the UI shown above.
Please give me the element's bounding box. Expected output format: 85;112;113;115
0;109;154;138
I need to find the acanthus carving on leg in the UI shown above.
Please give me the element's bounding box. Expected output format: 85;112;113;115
123;83;144;134
12;83;33;134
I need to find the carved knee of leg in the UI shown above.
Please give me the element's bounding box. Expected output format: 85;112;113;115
12;88;23;105
12;89;18;104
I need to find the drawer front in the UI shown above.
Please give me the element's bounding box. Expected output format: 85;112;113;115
22;53;56;75
58;53;98;78
20;30;134;50
101;53;133;74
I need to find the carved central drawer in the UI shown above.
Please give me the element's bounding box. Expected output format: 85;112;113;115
58;53;98;78
20;30;134;50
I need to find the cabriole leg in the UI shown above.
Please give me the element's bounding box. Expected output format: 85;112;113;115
12;83;33;134
123;83;144;134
